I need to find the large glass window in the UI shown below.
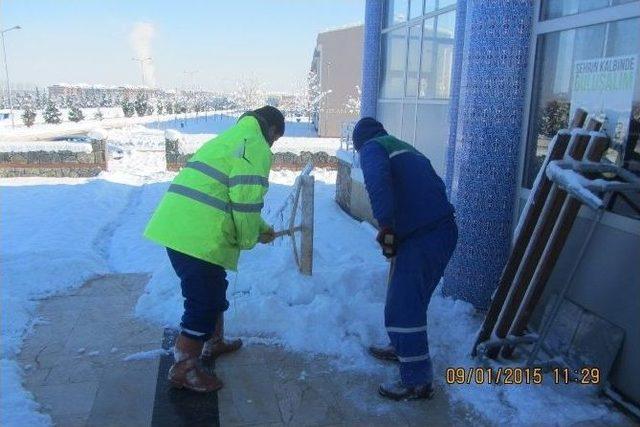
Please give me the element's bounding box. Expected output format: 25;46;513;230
381;1;456;100
378;0;457;174
380;28;408;98
418;11;455;98
541;0;638;20
523;15;640;216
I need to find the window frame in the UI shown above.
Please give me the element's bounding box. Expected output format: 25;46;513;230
516;0;640;226
380;2;457;100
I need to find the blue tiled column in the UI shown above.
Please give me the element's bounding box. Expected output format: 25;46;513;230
443;0;534;309
444;0;467;195
361;0;383;119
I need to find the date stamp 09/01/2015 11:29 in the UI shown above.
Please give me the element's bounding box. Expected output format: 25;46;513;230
445;367;601;386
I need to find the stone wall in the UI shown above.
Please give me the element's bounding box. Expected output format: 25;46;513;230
0;140;107;178
165;136;339;171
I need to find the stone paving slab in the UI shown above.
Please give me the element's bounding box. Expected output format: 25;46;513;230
211;344;475;427
22;273;626;427
18;273;163;427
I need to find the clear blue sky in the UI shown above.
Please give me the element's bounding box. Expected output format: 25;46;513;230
1;0;365;92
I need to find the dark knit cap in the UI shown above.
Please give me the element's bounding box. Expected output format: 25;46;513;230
253;105;285;136
352;117;388;151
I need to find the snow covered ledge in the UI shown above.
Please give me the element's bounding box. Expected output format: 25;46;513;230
0;129;108;178
335;149;376;224
165;129;340;171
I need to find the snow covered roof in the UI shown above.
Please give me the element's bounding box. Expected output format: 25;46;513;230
320;22;364;34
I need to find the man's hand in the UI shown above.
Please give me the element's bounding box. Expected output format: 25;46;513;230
376;227;397;258
258;227;276;244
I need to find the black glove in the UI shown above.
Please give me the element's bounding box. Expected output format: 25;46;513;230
376;227;397;258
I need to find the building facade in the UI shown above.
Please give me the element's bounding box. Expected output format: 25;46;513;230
311;25;364;137
358;0;640;408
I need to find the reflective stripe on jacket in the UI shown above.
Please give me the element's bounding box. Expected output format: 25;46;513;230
143;115;272;271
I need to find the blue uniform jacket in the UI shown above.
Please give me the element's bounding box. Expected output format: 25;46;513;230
359;135;454;240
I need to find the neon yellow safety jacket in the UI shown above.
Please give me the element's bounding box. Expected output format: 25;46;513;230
144;115;272;271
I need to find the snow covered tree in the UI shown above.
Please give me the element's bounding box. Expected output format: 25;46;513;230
121;99;135;117
156;100;164;115
134;94;149;117
345;85;361;116
22;107;36;127
289;71;330;120
231;79;266;112
165;101;174;115
68;105;84;122
43;101;62;124
94;108;104;121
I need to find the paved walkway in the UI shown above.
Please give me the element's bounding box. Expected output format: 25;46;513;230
19;274;163;427
19;273;479;426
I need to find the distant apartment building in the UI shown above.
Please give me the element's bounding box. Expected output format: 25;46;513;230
311;25;364;137
48;83;161;104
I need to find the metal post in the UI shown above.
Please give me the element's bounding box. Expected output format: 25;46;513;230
1;25;21;128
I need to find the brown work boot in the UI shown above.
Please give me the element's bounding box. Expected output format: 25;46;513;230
168;334;224;393
201;312;243;365
368;344;399;362
201;337;243;365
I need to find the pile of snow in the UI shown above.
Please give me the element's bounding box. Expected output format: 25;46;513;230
164;129;181;142
0;140;93;153
87;127;109;141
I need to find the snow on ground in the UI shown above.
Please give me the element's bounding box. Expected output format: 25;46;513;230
0;109;225;142
0;122;625;426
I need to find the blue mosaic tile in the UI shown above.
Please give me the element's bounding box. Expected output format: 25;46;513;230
361;0;384;119
442;0;534;309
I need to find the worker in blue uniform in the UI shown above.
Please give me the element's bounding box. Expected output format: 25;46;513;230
352;117;458;400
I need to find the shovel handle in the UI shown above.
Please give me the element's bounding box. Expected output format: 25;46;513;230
273;226;304;238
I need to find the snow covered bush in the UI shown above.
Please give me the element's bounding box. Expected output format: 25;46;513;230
43;102;62;124
68;105;84;122
21;107;36;127
134;94;150;117
121;99;135;117
94;108;104;121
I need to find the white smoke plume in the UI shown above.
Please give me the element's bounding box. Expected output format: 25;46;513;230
129;22;156;87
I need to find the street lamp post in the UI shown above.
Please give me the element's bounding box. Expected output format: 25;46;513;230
132;57;152;87
1;25;22;129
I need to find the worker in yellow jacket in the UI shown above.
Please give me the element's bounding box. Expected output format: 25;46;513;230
144;106;285;392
